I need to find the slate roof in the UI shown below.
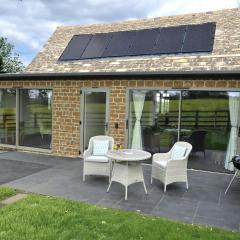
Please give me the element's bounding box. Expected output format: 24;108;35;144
26;8;240;73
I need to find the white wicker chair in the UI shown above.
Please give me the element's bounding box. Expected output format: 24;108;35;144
151;141;192;192
83;135;114;182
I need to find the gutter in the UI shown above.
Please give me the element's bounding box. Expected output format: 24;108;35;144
0;71;240;80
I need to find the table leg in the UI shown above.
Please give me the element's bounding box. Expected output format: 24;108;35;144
107;161;115;192
125;161;128;200
125;185;128;200
142;179;148;194
107;161;147;200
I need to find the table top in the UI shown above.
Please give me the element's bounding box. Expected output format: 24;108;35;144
106;149;151;162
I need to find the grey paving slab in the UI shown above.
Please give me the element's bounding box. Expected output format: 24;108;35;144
0;158;50;184
220;189;240;207
0;151;239;232
194;201;240;231
182;185;221;204
193;216;240;231
188;170;231;190
0;151;79;167
152;195;198;223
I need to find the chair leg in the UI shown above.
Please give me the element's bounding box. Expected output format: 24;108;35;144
164;184;167;192
150;166;153;184
107;180;112;193
186;181;188;190
83;174;85;182
125;185;128;200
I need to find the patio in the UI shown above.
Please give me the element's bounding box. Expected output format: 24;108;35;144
0;151;239;231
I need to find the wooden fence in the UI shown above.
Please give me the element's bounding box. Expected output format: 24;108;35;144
141;110;230;129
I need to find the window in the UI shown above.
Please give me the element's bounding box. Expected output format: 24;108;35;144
0;89;16;145
128;89;240;173
0;88;52;150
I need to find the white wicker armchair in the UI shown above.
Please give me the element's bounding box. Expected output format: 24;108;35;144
83;135;114;182
151;141;192;192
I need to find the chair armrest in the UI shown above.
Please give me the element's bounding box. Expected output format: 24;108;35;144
153;152;171;162
83;148;91;160
167;158;188;168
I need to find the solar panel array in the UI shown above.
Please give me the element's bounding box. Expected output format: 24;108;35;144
59;22;216;61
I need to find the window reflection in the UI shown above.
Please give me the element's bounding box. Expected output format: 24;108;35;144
0;89;16;145
128;90;180;154
19;89;52;149
128;89;240;173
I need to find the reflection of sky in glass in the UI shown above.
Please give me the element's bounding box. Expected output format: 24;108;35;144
228;92;240;97
47;91;52;110
28;89;40;99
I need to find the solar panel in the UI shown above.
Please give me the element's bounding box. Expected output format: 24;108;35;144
59;35;92;61
59;22;216;61
102;31;136;57
129;28;160;56
81;33;112;59
182;22;216;53
152;25;187;54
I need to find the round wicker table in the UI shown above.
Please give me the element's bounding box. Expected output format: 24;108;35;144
106;149;151;200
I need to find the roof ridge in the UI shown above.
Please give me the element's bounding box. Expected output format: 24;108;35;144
56;7;239;29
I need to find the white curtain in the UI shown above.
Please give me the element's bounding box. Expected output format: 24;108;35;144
225;93;240;171
131;91;146;149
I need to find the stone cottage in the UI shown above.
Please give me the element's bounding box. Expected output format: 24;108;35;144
0;8;240;173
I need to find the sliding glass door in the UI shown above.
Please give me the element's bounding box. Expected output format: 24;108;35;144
80;89;109;154
0;89;16;145
128;90;180;154
127;89;240;173
0;88;52;150
19;89;52;149
181;91;237;173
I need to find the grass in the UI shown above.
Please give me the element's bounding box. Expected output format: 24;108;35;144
0;187;16;201
0;189;239;240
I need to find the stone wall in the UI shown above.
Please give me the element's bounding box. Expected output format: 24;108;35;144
0;78;239;157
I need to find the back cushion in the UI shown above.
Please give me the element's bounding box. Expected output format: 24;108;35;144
171;145;187;160
93;140;109;156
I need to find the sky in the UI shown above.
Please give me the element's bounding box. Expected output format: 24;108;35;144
0;0;239;67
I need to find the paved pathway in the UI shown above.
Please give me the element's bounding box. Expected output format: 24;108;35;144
0;151;239;231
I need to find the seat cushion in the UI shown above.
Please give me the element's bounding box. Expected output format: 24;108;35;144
92;140;109;156
86;155;109;163
171;145;187;160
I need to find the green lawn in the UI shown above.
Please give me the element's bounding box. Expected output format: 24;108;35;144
0;189;239;240
0;187;16;201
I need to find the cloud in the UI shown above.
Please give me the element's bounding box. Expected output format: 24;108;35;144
0;0;238;67
148;0;238;17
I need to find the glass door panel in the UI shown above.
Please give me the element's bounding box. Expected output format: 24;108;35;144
82;90;108;151
157;91;180;152
128;90;180;154
0;89;16;145
19;89;52;149
181;90;233;173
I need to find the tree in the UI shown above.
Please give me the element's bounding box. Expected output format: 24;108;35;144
0;37;24;73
